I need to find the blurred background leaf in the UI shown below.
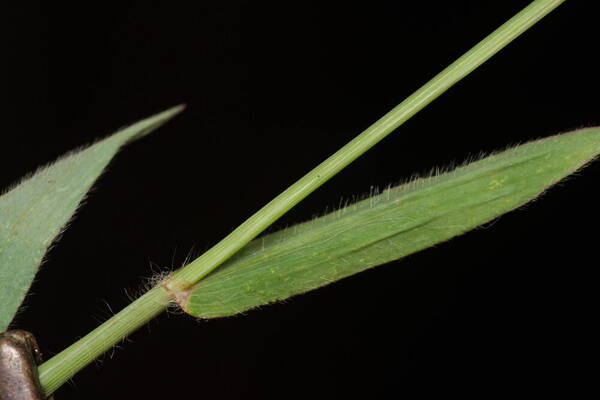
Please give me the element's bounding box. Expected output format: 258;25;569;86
0;105;183;331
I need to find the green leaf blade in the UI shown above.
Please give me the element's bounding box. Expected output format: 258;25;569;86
184;127;600;318
0;105;184;331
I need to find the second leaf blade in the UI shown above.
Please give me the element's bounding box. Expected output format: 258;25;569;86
183;127;600;318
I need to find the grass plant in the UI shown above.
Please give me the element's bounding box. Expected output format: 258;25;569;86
3;1;593;397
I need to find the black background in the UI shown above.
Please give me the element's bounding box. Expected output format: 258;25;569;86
1;1;598;398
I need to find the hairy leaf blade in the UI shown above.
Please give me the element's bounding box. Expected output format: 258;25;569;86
184;127;600;318
0;105;184;331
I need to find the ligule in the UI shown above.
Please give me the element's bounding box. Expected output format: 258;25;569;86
184;127;600;318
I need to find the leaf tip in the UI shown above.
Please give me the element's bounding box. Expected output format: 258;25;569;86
121;103;187;143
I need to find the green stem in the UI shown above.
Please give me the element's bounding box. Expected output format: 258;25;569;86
165;0;566;289
38;0;566;395
38;287;172;395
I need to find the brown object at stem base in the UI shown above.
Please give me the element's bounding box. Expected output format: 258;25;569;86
0;330;51;400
